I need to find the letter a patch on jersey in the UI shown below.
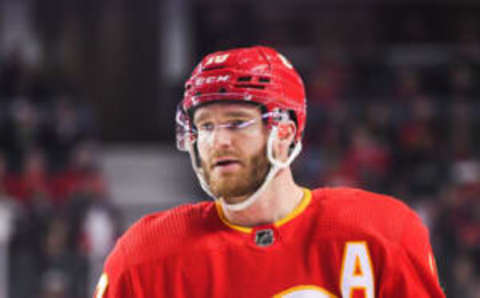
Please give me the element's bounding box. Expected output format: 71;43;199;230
340;242;375;298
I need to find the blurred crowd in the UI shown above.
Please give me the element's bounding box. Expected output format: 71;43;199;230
0;51;120;298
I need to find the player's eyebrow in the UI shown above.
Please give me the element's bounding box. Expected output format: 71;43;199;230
193;112;212;124
222;111;256;118
194;109;256;124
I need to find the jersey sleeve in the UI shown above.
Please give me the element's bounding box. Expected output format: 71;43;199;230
93;243;133;298
378;210;445;298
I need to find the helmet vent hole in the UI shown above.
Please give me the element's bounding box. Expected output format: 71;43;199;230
202;66;226;71
237;76;252;82
259;77;270;83
234;84;265;90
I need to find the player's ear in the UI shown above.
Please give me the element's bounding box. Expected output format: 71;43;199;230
274;120;296;161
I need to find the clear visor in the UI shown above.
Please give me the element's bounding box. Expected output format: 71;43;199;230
176;104;195;151
175;102;288;152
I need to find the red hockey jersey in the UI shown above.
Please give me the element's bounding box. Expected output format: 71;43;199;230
94;187;445;298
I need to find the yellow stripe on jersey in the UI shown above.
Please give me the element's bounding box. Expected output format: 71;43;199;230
215;202;253;233
274;188;312;228
215;188;312;234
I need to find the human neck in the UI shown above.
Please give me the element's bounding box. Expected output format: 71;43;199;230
220;169;304;227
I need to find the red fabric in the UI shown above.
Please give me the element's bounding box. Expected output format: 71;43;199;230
96;187;445;298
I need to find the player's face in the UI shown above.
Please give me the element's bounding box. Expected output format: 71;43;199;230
193;103;270;201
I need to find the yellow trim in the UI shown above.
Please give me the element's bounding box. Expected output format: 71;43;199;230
215;201;253;233
215;188;312;234
274;188;312;227
95;273;109;298
273;285;337;298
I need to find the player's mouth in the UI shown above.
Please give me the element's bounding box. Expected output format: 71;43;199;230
212;158;242;172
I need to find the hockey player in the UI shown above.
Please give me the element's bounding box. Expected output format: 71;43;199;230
94;46;446;297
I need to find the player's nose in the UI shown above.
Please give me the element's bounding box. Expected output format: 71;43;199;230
210;126;234;149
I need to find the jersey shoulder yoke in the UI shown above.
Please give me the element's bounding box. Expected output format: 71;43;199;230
107;201;216;268
309;187;424;244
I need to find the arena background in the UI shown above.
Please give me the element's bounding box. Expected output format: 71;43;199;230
0;0;479;296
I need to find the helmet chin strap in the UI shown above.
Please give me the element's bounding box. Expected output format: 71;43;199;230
187;144;214;198
188;125;302;212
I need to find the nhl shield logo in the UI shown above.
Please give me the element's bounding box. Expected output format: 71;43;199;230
255;229;274;247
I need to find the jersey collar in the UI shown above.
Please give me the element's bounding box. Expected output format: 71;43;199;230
215;188;312;234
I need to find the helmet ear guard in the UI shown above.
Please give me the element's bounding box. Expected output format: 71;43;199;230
275;110;296;140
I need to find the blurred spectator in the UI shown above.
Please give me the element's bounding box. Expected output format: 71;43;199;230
39;217;88;298
5;149;52;206
0;98;43;172
40;269;70;298
449;63;477;97
364;102;396;147
0;152;20;245
451;254;478;297
0;48;28;98
395;67;423;99
401;13;429;43
468;280;480;298
8;159;54;298
449;163;480;250
456;16;480;60
395;97;446;197
335;125;391;191
308;49;351;111
50;141;104;206
65;168;116;257
41;97;92;172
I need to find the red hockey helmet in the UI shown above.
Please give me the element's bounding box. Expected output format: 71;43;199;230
177;46;306;150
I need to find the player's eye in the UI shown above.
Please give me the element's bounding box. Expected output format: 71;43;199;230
228;119;251;130
198;122;214;132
